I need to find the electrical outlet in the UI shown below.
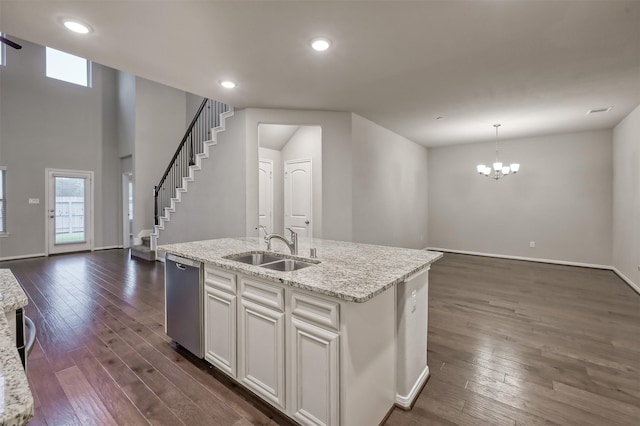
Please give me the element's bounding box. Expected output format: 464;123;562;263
529;241;535;248
411;290;417;313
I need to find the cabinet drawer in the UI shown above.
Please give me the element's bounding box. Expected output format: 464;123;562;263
205;265;236;294
240;277;284;312
291;291;340;331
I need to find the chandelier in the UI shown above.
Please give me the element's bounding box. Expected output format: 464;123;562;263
476;124;520;180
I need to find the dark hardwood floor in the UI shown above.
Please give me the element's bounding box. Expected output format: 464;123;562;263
2;250;639;425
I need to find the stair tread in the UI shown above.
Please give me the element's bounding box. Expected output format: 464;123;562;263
131;245;156;262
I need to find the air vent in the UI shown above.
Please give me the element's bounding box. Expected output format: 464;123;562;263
586;106;614;115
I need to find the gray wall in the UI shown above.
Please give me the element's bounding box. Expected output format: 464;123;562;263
0;38;120;258
612;104;640;288
281;126;322;238
352;114;429;249
133;77;187;236
160;109;433;250
117;71;135;158
158;109;248;244
99;66;120;251
186;93;205;127
428;129;613;265
159;108;353;245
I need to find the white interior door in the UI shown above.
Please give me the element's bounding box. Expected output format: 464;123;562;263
47;169;93;254
284;159;312;237
259;159;274;234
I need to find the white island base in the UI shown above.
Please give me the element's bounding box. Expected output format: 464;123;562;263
204;264;431;426
339;267;431;425
161;237;441;426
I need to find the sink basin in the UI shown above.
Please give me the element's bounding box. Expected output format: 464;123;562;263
224;252;283;265
259;259;314;272
224;251;318;271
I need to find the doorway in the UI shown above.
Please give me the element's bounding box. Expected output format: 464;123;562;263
257;124;322;237
258;159;274;234
122;173;133;248
46;169;94;254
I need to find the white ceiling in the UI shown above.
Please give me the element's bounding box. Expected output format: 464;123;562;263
1;1;639;147
259;124;300;151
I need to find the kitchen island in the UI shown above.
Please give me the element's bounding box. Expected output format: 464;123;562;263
0;270;34;426
161;237;442;426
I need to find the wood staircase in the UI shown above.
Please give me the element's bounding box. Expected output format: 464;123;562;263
130;98;234;261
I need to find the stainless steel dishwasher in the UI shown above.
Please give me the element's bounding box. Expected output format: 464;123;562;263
165;253;203;358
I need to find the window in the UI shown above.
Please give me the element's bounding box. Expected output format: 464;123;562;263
0;168;6;233
45;47;91;87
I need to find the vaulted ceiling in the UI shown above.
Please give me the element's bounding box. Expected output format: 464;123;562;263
1;1;639;147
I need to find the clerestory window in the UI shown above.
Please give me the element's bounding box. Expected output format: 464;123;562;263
45;47;91;87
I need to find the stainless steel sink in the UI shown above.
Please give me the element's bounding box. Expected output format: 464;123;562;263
224;252;283;265
260;259;314;272
224;251;317;271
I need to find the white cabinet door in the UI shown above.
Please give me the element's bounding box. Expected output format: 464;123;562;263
204;285;237;377
239;298;286;409
291;317;339;426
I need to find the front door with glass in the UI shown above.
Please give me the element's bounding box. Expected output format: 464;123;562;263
47;169;93;254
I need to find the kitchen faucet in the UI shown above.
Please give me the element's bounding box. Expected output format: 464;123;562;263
264;228;298;255
256;225;268;237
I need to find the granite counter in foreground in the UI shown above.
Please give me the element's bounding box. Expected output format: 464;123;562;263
159;237;442;302
0;269;34;426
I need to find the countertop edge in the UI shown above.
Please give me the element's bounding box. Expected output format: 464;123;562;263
161;240;443;303
0;270;34;426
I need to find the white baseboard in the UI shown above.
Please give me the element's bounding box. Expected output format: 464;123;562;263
427;247;612;270
0;253;46;262
395;365;430;409
429;247;640;296
93;245;123;251
611;267;640;295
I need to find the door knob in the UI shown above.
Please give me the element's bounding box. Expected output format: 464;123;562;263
305;220;310;225
49;215;54;219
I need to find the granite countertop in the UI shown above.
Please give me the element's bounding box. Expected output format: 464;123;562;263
0;269;34;426
160;237;443;303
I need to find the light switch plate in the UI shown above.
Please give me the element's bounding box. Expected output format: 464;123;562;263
28;198;40;204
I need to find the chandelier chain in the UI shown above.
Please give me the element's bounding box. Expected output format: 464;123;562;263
494;124;500;162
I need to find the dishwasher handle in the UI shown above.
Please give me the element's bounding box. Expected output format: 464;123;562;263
175;263;186;270
166;253;202;269
24;316;36;357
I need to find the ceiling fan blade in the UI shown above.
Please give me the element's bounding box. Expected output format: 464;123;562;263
0;36;22;50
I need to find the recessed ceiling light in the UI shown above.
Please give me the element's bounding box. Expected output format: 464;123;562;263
220;80;236;89
310;37;331;52
63;20;91;34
